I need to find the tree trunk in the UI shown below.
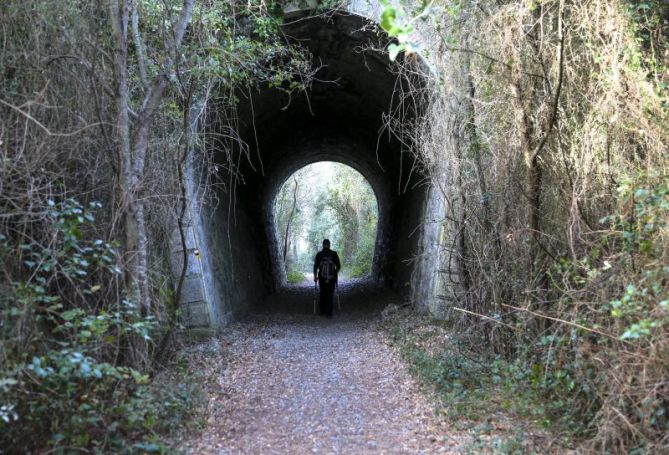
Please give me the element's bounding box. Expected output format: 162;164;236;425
155;82;195;364
508;46;543;273
283;177;299;265
109;1;135;302
109;0;148;366
510;0;564;281
453;138;472;306
109;0;196;365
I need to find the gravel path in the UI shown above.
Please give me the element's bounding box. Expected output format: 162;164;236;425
181;282;464;454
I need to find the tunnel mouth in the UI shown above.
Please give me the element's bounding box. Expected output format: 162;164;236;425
272;161;379;286
194;11;433;325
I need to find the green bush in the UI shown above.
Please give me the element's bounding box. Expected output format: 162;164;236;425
347;232;375;278
0;199;201;452
384;313;574;444
605;175;669;340
528;173;669;447
286;269;306;284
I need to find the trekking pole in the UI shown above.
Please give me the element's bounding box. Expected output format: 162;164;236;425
336;281;341;311
313;281;318;315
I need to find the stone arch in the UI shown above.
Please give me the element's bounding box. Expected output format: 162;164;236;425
172;5;444;331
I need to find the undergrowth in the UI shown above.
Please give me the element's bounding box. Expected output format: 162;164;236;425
0;200;205;453
383;0;668;451
0;0;314;451
286;269;307;284
383;309;574;453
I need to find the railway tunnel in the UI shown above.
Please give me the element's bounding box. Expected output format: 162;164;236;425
174;11;445;330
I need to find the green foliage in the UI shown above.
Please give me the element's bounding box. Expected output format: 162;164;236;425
465;427;529;455
286;269;306;284
508;171;669;449
324;165;378;276
515;338;599;436
181;0;312;94
347;231;375;278
602;175;669;341
0;200;200;452
0;0;314;450
379;0;433;61
384;314;568;450
627;0;669;78
412;0;669;450
275;163;378;280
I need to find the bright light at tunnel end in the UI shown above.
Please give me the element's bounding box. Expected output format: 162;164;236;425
273;161;379;283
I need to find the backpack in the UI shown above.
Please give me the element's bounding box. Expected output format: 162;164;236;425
319;255;336;282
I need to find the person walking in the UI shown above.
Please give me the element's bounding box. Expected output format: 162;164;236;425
313;239;341;317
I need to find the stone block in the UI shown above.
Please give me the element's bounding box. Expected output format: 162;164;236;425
183;327;217;340
181;277;206;303
170;226;197;251
181;301;211;328
170;251;202;277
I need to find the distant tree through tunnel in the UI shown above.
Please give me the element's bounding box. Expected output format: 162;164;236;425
273;162;379;284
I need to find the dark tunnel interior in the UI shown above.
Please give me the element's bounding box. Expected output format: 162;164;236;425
195;12;429;323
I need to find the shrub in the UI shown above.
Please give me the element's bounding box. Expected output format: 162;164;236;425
286;269;306;284
0;200;201;452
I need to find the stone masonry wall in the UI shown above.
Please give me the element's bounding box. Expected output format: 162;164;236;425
170;2;452;330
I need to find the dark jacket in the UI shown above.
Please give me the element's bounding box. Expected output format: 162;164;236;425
313;249;341;281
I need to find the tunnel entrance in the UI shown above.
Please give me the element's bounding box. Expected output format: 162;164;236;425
179;11;440;329
273;161;379;285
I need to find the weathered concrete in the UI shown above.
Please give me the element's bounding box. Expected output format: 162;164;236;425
172;4;447;329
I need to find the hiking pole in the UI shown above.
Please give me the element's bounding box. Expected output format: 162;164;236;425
336;281;341;311
313;281;318;315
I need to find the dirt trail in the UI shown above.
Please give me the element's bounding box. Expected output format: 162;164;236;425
180;281;464;454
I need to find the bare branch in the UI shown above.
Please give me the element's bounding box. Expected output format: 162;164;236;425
0;98;105;137
131;1;150;88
